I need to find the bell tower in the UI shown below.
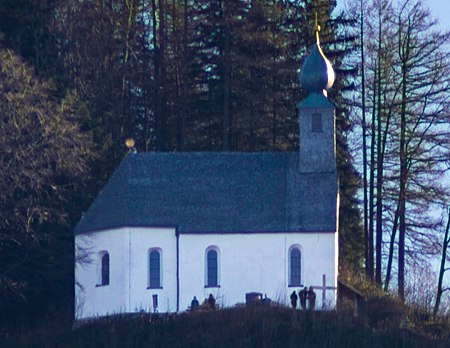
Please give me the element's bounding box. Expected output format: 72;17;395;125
297;22;336;174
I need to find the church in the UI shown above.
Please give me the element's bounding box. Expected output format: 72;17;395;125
74;27;339;320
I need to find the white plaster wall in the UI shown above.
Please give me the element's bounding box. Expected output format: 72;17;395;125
75;227;177;319
75;229;130;319
178;232;337;311
76;228;337;319
128;228;177;313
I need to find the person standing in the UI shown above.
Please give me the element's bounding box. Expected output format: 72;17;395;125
299;287;308;310
208;293;216;310
308;286;316;310
290;290;298;309
191;296;199;311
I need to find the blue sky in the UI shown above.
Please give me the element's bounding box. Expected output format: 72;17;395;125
339;1;450;31
427;0;450;30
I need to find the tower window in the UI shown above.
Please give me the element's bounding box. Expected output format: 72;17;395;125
311;113;323;132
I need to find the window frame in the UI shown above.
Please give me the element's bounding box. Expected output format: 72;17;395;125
288;245;302;287
205;246;220;288
148;248;163;289
96;250;110;287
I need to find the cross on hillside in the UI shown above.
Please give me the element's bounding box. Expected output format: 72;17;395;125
310;274;336;309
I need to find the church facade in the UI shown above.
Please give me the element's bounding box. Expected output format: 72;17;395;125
74;29;339;320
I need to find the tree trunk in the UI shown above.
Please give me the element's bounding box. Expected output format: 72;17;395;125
178;0;188;151
398;16;410;301
151;0;161;151
368;69;377;281
375;1;383;286
158;0;167;151
221;0;231;151
271;74;277;147
360;0;370;279
384;200;400;291
434;209;450;315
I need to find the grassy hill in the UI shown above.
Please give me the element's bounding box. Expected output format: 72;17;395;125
3;304;450;348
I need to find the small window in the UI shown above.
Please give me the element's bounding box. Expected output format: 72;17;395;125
206;248;219;287
311;113;322;132
99;251;110;286
149;249;161;289
289;247;301;286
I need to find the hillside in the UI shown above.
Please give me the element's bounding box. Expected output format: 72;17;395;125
3;305;450;348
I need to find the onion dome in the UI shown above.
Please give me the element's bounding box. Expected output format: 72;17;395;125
299;25;335;94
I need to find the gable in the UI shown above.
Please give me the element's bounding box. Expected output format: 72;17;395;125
75;152;338;234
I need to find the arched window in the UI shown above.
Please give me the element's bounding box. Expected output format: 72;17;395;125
99;251;109;286
289;247;301;286
206;248;219;287
149;249;162;289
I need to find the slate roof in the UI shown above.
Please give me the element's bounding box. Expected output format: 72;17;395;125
74;152;338;235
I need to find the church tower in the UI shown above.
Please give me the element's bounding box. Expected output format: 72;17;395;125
297;24;336;174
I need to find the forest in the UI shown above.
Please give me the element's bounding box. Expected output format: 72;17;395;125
0;0;450;338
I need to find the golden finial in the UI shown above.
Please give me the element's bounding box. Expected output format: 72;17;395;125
315;12;321;33
125;138;135;149
314;12;321;44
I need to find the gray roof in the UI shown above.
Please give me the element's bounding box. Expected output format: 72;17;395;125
75;152;338;235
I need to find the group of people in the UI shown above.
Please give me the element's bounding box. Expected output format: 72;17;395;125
191;290;316;311
190;293;216;311
290;287;316;310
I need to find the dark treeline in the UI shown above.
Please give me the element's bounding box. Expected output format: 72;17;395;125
0;0;363;328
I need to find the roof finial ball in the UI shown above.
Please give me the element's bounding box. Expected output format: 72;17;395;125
299;14;335;96
125;138;137;153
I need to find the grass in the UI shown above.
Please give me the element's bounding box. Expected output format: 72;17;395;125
2;304;450;348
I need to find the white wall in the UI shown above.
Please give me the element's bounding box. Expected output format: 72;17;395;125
75;229;130;319
75;227;177;319
178;232;337;311
75;228;337;319
128;228;177;313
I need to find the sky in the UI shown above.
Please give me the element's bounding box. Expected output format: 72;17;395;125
339;0;450;31
426;0;450;31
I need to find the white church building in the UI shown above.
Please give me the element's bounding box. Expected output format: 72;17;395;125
74;28;339;320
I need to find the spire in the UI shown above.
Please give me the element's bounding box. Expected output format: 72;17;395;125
299;17;335;95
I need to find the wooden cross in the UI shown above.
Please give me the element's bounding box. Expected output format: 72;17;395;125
310;274;337;309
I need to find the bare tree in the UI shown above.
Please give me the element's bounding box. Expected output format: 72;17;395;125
0;46;93;311
354;0;450;297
